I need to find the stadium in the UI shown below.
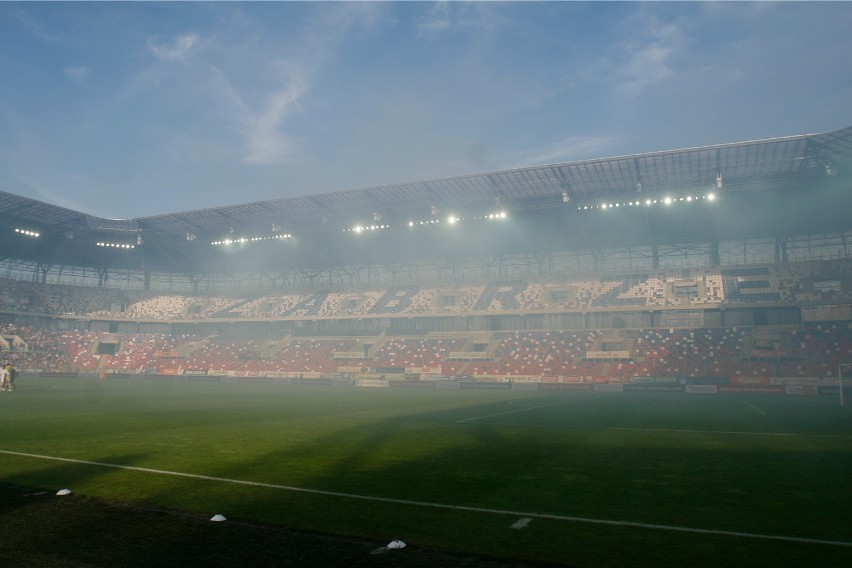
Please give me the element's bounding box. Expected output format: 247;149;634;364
2;125;852;567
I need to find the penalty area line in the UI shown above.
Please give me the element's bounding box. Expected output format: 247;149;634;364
2;448;851;548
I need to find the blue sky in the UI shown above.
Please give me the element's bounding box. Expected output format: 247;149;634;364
1;2;850;220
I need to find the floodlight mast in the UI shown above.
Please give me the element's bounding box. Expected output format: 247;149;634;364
839;364;852;407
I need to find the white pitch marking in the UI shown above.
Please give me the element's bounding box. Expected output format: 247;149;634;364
2;448;850;548
455;396;602;423
736;399;767;416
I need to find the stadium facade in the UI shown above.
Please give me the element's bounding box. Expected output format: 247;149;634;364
0;126;851;391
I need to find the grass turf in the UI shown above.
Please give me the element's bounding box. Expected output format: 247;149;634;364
1;377;852;567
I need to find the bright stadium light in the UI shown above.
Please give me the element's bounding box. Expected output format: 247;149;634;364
707;193;716;201
14;228;40;238
664;197;672;205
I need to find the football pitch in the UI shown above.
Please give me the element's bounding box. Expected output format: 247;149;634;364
2;377;852;567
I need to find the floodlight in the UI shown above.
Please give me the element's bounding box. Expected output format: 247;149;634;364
664;197;672;205
707;193;716;201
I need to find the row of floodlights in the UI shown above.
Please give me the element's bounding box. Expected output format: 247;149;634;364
211;234;292;246
16;227;138;249
345;211;508;234
580;193;716;211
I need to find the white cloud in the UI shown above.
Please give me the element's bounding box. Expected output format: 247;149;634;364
64;65;91;82
148;32;200;61
414;1;508;35
416;2;452;32
609;15;685;100
213;3;387;166
244;82;305;165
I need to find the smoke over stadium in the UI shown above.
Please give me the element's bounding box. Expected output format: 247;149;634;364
1;2;852;567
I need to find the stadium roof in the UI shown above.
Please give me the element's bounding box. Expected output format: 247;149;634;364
1;125;850;271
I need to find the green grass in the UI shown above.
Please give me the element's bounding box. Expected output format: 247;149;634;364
2;377;852;567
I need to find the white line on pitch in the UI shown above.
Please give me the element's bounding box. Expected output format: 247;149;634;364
455;396;602;423
2;448;851;548
735;399;767;416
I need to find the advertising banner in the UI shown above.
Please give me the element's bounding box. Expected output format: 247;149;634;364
538;383;594;391
771;377;824;386
390;380;436;389
629;376;680;383
357;379;389;388
784;385;819;395
282;371;322;379
719;385;785;394
333;352;366;359
354;372;384;380
405;366;442;375
624;384;684;392
729;376;772;386
382;373;407;381
594;384;624;392
686;384;718;394
239;376;273;384
507;376;541;383
448;352;489;359
460;381;511;390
